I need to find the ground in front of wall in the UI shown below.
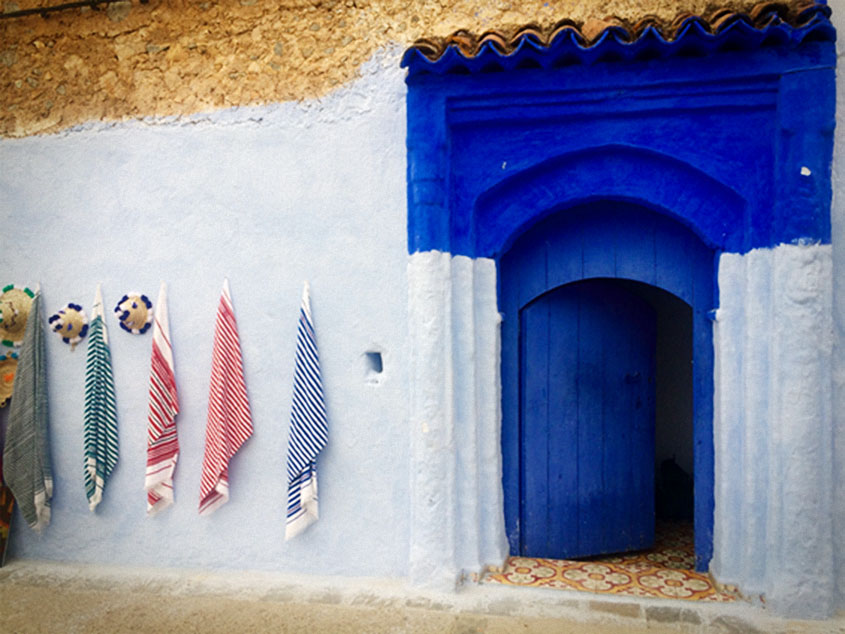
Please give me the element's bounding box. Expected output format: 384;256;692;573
0;581;734;634
485;522;738;603
0;560;842;634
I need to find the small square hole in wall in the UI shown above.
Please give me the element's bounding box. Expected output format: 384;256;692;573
365;351;383;385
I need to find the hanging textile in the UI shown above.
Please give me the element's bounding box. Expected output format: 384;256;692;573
3;290;51;531
199;279;252;516
0;454;15;564
83;284;119;511
145;282;179;516
285;281;328;540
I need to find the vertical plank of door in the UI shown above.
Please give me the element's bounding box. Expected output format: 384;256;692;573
601;286;631;551
546;211;583;291
520;298;550;555
581;211;616;280
615;210;656;286
577;285;604;555
692;245;715;570
630;297;656;550
612;214;649;552
500;247;521;553
517;233;548;309
547;289;580;557
656;220;694;305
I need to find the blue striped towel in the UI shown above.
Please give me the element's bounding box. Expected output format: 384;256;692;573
285;282;328;540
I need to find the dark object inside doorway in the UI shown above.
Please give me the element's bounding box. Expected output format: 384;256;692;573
657;457;694;522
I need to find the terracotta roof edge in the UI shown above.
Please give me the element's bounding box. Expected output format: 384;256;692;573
402;1;833;68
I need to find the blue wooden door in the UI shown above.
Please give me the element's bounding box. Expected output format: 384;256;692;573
520;279;656;559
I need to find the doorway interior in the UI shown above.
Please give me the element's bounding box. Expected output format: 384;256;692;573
518;277;694;561
500;202;713;571
489;273;721;601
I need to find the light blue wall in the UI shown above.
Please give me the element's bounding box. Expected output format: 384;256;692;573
830;4;845;610
1;19;844;619
0;52;411;577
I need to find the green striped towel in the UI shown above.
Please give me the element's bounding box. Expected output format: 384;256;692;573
83;284;118;511
3;290;52;532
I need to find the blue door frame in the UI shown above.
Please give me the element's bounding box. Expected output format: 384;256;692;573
403;10;834;575
500;202;714;569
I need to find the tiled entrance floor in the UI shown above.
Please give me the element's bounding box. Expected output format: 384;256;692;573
484;523;739;602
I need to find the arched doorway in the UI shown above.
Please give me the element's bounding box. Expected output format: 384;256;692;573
404;13;836;609
500;201;715;569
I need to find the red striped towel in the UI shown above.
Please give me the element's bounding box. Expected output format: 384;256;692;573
199;279;252;516
145;282;179;516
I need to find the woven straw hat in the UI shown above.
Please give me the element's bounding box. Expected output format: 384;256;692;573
0;285;35;348
49;303;89;349
0;357;16;407
114;292;153;335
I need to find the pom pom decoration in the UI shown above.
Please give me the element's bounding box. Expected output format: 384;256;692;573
0;356;16;408
0;284;35;348
48;303;89;349
114;292;153;335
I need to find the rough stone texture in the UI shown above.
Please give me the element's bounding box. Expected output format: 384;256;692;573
0;0;795;137
645;606;702;624
709;615;765;634
589;601;642;618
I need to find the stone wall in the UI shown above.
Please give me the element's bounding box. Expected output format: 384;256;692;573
1;0;779;137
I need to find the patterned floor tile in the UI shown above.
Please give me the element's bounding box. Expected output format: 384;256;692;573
484;522;739;602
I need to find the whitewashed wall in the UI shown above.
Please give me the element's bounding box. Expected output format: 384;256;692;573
703;9;844;617
1;24;844;619
831;3;845;614
712;244;834;617
0;50;413;578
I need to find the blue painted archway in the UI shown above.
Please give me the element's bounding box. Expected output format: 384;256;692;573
474;144;745;254
403;5;835;589
500;200;714;568
477;147;738;569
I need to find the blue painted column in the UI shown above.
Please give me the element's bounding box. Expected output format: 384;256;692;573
774;68;836;244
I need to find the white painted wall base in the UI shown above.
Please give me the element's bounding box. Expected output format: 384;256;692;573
829;4;845;612
408;244;837;616
713;244;833;617
407;251;508;589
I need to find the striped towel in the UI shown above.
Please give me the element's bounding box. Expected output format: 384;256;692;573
199;279;252;516
83;284;119;511
145;282;179;516
3;290;52;532
285;281;328;540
